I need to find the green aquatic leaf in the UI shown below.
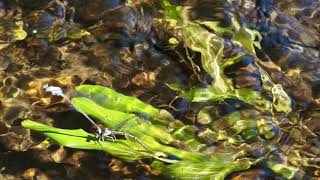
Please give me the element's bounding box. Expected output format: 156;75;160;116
181;23;229;93
160;0;184;21
170;22;272;112
48;24;91;42
71;95;205;151
199;20;262;54
48;27;66;42
71;90;204;150
271;84;292;114
257;118;277;139
221;53;246;69
197;21;228;35
161;1;272;113
68;29;91;39
21;120;152;160
259;70;292;114
13;20;28;41
22;119;204;163
152;158;251;180
75;84;174;125
197;108;213;125
207;110;266;144
0;20;27;44
167;83;272;112
168;37;179;45
172;125;205;151
232;26;262;54
266;161;299;179
71;96;175;145
76;85;163;118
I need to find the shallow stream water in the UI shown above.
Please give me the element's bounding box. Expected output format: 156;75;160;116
0;0;319;179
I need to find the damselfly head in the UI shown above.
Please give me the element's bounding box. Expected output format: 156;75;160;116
43;84;64;96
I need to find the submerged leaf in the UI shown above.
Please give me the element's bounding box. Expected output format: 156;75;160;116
71;95;205;152
76;85;162;118
13;20;28;41
71;96;175;145
160;0;184;21
48;24;91;42
0;20;27;45
271;84;292;114
153;158;251;180
266;161;299;179
166;22;273;112
22;119;205;163
199;20;262;54
168;83;272;112
21;120;152;160
181;23;228;93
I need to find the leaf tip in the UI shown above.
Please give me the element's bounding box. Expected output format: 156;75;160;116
21;119;34;127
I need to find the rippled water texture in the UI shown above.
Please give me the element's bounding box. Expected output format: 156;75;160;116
0;0;319;179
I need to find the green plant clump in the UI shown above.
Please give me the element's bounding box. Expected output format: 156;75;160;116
23;85;256;179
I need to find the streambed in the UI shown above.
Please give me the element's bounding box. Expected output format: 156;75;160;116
0;0;319;179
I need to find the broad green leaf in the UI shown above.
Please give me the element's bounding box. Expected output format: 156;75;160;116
22;120;205;163
75;85;162;118
71;96;175;144
152;158;251;180
21;120;152;160
71;96;205;152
